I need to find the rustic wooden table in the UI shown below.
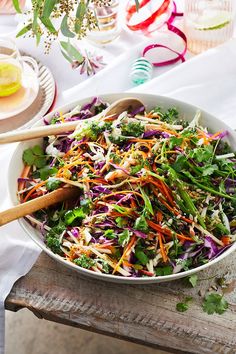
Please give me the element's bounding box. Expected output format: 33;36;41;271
5;251;236;354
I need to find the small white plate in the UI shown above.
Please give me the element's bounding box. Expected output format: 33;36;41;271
0;61;39;120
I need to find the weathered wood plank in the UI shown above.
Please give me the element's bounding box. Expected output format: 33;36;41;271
5;252;236;354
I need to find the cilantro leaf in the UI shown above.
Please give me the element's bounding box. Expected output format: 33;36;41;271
115;217;127;228
130;164;143;175
64;207;86;226
176;302;189;312
190;145;213;163
172;155;187;172
104;229;116;239
74;254;95;269
155;265;173;276
201;164;218;176
135;248;149;265
22;148;34;165
39;166;58;180
169;137;183;149
202;293;228;315
118;229;130;246
32;145;43;155
23;145;47;168
176;296;192;312
134;215;148;232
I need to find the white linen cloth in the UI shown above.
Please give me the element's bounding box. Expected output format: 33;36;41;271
0;29;236;354
63;38;236;130
131;38;236;129
0;145;40;354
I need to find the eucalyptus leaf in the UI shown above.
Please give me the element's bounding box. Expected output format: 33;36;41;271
32;0;43;32
36;30;41;46
42;0;58;18
12;0;22;13
60;48;73;64
75;0;86;33
60;41;84;63
16;24;32;38
61;15;75;38
40;17;57;34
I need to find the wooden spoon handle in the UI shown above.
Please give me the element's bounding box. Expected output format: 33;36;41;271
0;121;79;144
0;187;79;226
0;97;144;144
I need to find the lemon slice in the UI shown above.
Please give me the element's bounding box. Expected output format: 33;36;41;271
0;62;22;97
194;10;231;31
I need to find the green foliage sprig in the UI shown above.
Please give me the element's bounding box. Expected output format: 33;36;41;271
12;0;140;64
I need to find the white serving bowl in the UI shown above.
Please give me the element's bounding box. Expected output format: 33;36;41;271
8;93;236;284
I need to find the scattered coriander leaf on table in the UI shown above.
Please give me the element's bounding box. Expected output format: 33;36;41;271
176;302;189;312
202;293;228;315
176;296;193;312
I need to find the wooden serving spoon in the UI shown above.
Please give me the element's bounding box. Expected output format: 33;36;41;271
0;187;80;226
0;97;144;226
0;97;144;144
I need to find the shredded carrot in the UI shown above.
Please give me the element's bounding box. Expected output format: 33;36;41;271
159;180;175;206
112;235;136;274
147;220;193;241
156;210;163;223
221;236;231;246
18;165;31;192
130;198;137;209
23;180;47;202
158;232;168;263
122;260;135;268
151;180;175;207
101;190;143;200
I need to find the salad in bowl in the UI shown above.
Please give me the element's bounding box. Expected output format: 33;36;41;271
9;93;236;283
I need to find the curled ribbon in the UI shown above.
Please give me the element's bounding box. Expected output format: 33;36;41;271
126;0;187;67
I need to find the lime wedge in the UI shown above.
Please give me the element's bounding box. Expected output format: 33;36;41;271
0;62;22;97
194;10;231;31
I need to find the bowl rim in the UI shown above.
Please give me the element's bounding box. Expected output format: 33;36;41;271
9;92;236;284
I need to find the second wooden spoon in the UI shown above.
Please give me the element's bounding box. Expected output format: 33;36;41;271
0;187;80;227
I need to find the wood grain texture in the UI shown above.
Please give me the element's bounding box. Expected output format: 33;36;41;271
5;252;236;354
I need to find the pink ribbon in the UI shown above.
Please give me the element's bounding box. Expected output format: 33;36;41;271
142;1;187;67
